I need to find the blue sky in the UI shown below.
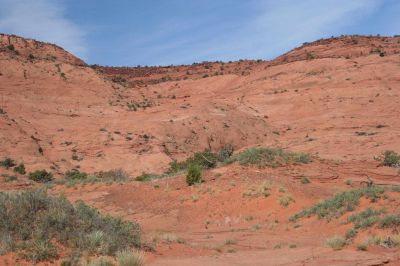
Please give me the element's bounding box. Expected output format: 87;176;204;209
0;0;399;66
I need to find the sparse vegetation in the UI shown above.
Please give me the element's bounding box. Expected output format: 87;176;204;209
13;163;26;175
289;186;385;221
0;189;141;264
65;170;88;180
28;170;54;183
279;194;295;207
186;164;202;186
0;158;16;169
348;208;384;229
226;147;311;168
300;176;310;184
345;228;357;239
382;150;400;167
168;149;217;174
326;236;346;250
96;169;130;182
135;172;162;182
116;249;144;266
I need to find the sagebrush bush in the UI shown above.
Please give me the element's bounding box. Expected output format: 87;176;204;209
326;235;346;250
383;150;400;167
28;170;53;183
0;158;16;169
65;170;88;180
347;208;383;229
116;249;144;266
13;163;26;175
96;169;130;182
289;186;385;221
168;150;217;174
186;164;202;186
0;189;141;263
300;176;310;184
135;172;162;182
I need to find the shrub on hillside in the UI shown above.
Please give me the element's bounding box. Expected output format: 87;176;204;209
13;163;26;175
168;150;217;174
96;169;130;182
28;170;53;183
0;158;16;169
382;150;400;167
0;189;141;264
65;170;88;180
289;186;385;221
135;172;162;182
186;164;202;186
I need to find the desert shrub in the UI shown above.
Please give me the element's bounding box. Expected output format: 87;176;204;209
168;150;217;174
13;163;26;175
226;147;310;168
65;170;88;180
3;175;17;182
186;164;202;186
300;176;310;184
289;186;385;221
217;144;234;162
116;249;144;266
382;150;400;167
6;44;15;51
379;214;400;228
348;208;383;229
345;228;357;239
135;172;162;182
325;235;346;250
279;194;294;207
0;189;141;263
0;158;16;169
20;239;58;264
28;170;53;183
97;169;130;182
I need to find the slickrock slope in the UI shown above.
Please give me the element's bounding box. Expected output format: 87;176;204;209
1;34;400;176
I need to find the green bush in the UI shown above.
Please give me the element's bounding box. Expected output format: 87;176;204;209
226;147;311;168
186;164;202;186
0;189;141;263
168;150;217;174
379;214;400;228
347;208;383;229
289;186;385;221
13;163;26;175
0;158;16;169
383;150;400;167
28;170;53;183
345;228;357;239
65;170;88;180
135;172;162;182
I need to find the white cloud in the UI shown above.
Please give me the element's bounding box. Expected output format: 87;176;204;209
0;0;86;59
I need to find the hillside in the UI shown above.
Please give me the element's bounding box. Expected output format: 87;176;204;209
0;34;400;265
